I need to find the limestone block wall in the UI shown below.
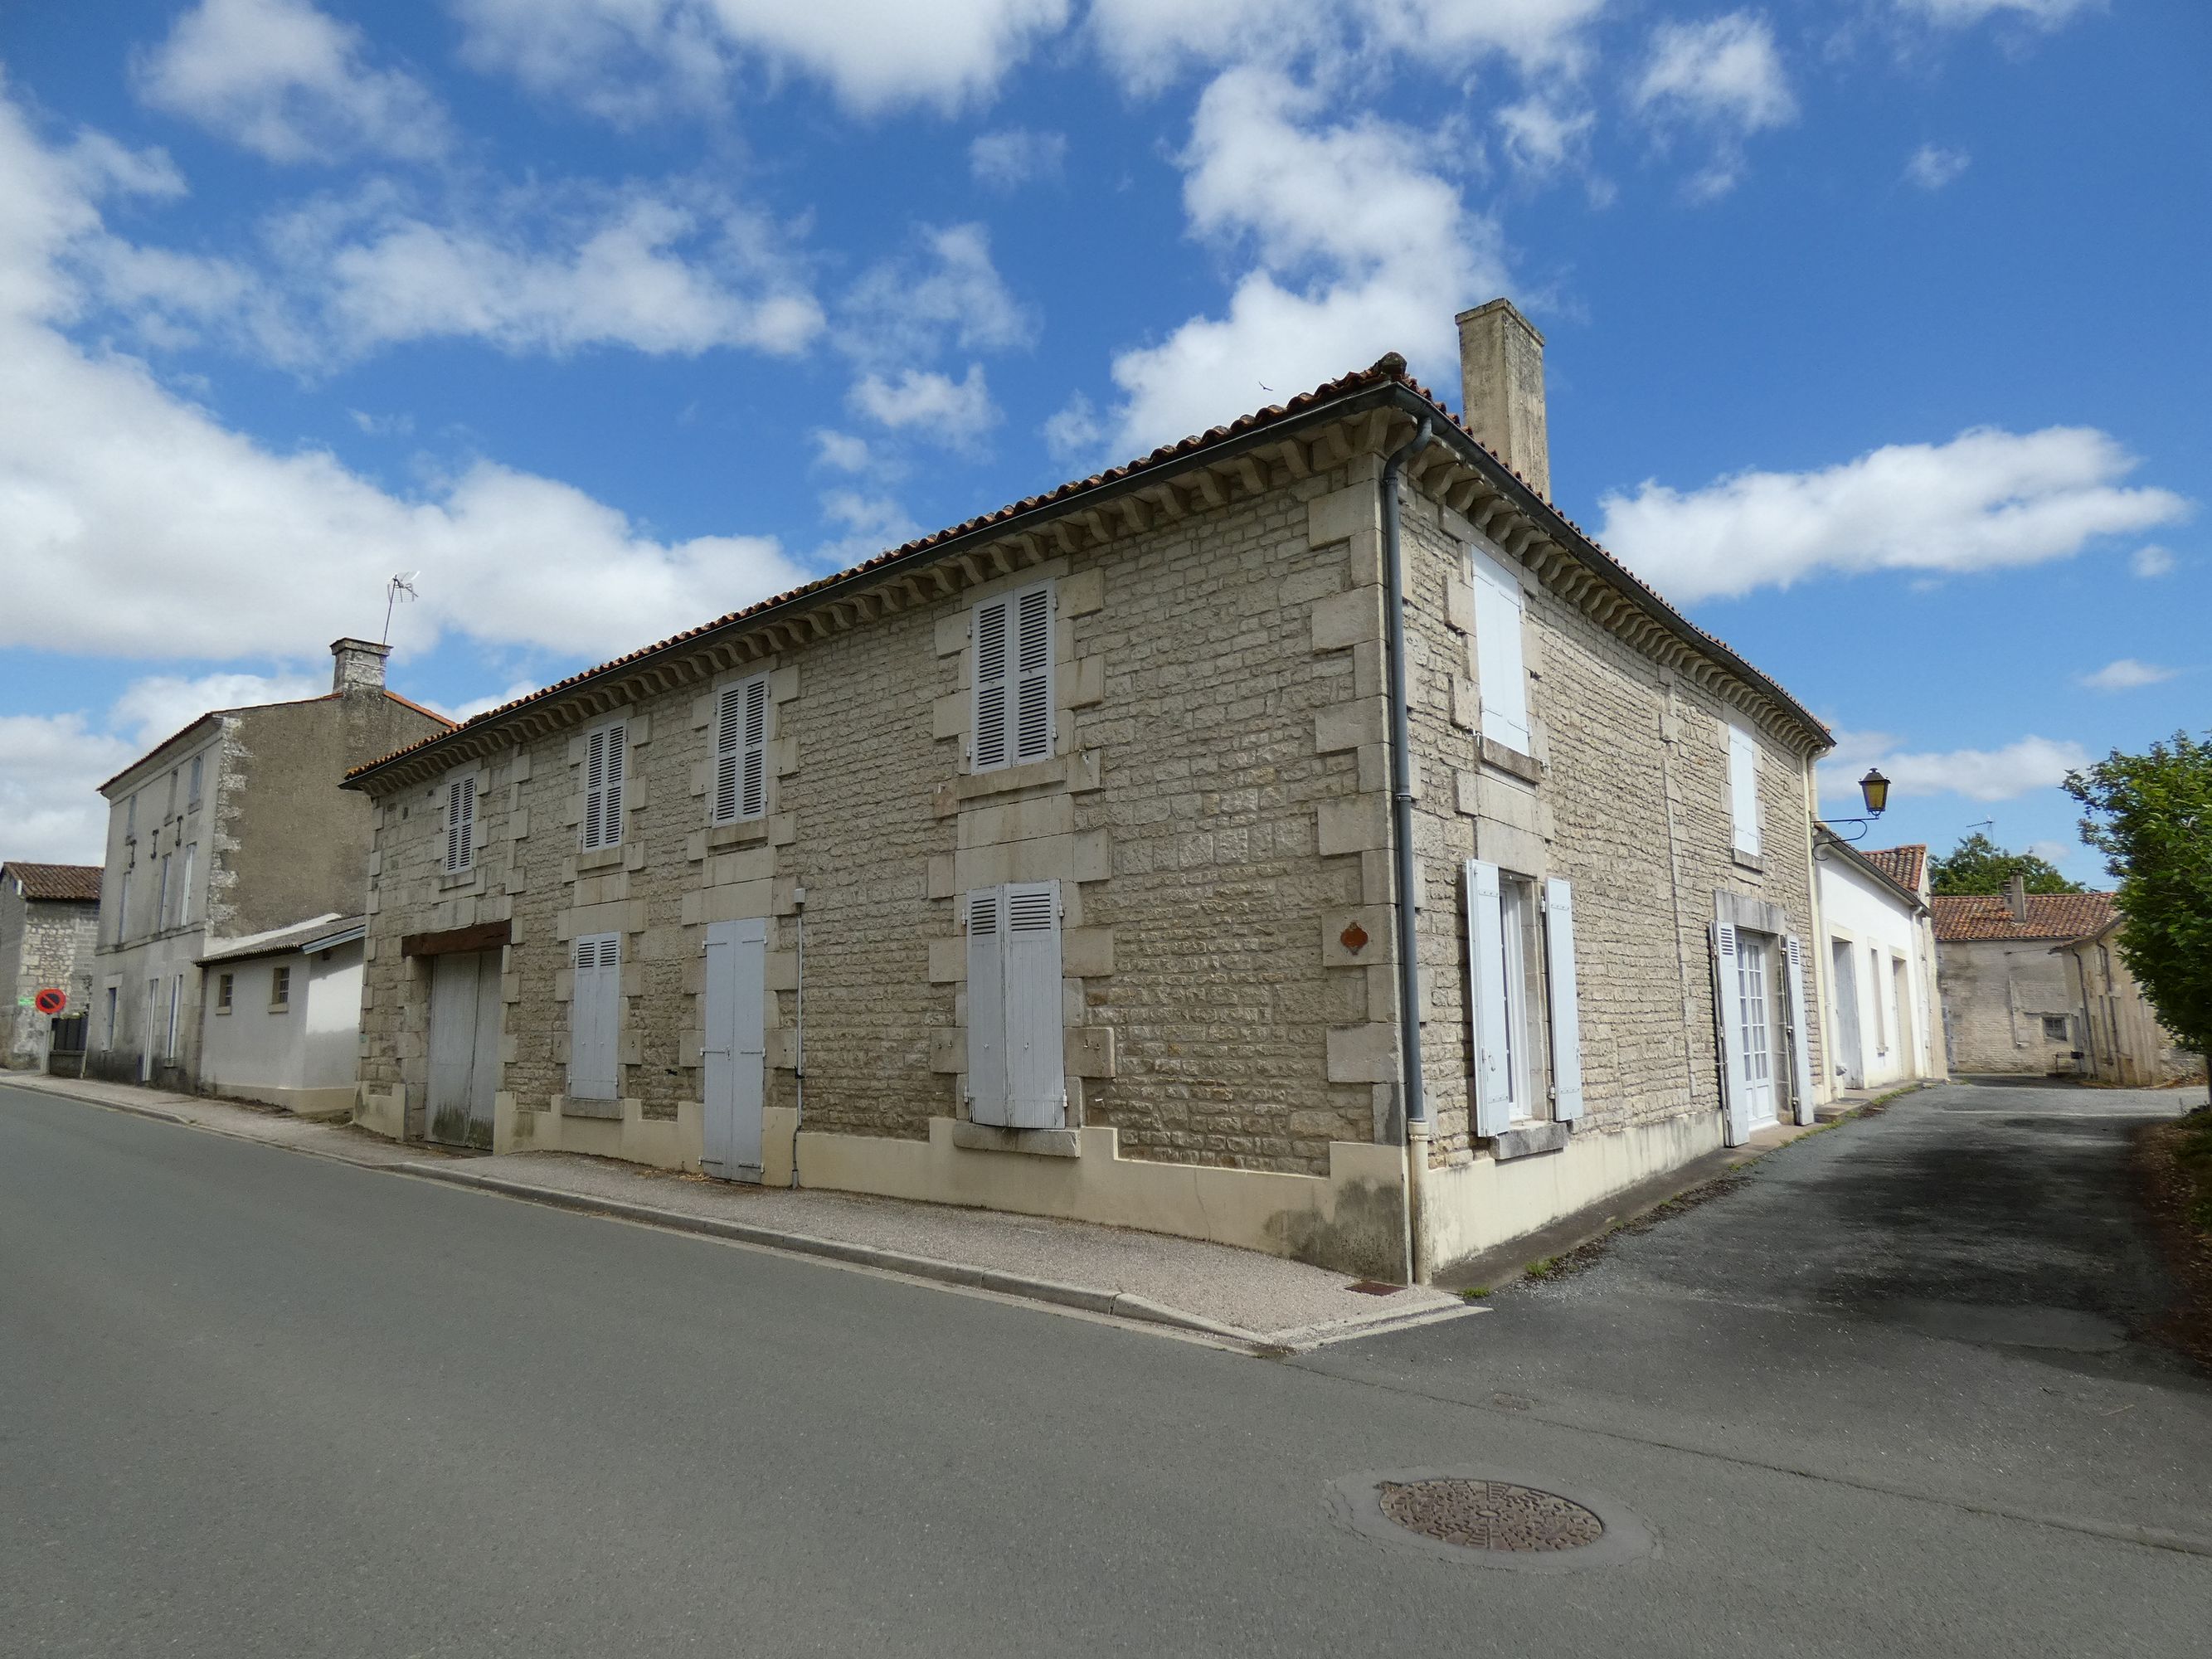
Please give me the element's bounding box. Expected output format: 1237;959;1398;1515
1938;938;2082;1075
2;893;99;1068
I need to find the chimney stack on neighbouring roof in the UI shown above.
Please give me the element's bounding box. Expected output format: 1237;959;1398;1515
331;637;391;694
2004;873;2029;922
1456;298;1549;502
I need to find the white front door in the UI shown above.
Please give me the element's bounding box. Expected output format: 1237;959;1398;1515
427;951;500;1148
1830;939;1863;1089
1736;935;1778;1126
702;919;767;1180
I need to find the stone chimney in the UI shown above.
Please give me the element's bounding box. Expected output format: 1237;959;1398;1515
1456;298;1550;501
2004;873;2029;922
330;637;391;695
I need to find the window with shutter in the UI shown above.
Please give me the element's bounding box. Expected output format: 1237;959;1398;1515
712;675;770;825
1466;859;1514;1136
581;722;627;850
1544;878;1584;1120
179;844;195;925
1469;547;1531;756
1728;722;1761;857
569;932;621;1100
965;889;1008;1123
964;882;1064;1127
1711;922;1753;1145
972;582;1053;772
445;772;476;873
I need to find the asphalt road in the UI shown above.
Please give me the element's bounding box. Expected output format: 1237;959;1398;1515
4;1078;2210;1657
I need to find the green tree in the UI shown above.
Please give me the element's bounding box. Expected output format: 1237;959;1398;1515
2065;732;2212;1058
1928;831;2084;897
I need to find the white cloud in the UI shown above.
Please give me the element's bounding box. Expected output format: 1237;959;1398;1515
2132;543;2176;578
453;0;1072;120
1634;12;1796;132
814;489;922;567
1597;426;2190;601
1904;143;1970;189
427;679;544;725
1090;67;1508;457
1087;0;1607;92
1496;97;1597;182
0;86;813;667
132;0;451;163
849;365;998;449
970;128;1067;189
1820;730;2091;807
1043;393;1102;462
1896;0;2103;27
811;429;873;472
2079;658;2176;693
110;670;328;748
839;222;1033;367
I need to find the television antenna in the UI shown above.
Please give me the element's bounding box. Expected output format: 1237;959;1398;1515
382;572;419;645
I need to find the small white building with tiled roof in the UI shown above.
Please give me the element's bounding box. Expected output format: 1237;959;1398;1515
1932;882;2115;1075
345;300;1839;1282
1814;834;1946;1092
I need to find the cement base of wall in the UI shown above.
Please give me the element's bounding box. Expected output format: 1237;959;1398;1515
500;1093;702;1170
207;1079;356;1120
1418;1110;1728;1278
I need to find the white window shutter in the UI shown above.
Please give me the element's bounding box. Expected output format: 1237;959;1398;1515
965;888;1009;1125
1470;548;1531;755
712;686;741;825
972;597;1010;772
1728;724;1761;857
1004;879;1065;1128
1711;922;1751;1145
1013;584;1053;763
1466;859;1513;1136
1784;934;1817;1126
712;679;770;825
1544;878;1583;1121
601;722;625;842
445;776;474;873
740;677;768;819
582;727;606;849
569;933;620;1100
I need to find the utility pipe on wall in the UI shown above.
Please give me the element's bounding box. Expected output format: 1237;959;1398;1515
1380;411;1433;1284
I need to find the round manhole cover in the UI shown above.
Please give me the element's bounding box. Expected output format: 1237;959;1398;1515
1378;1479;1604;1553
1329;1468;1655;1572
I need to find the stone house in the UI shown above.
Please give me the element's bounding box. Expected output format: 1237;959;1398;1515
2054;912;2197;1087
90;640;449;1090
1814;837;1946;1092
346;301;1833;1281
0;862;101;1070
197;913;368;1117
1932;880;2115;1076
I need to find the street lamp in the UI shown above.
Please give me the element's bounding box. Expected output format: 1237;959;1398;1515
1818;768;1894;854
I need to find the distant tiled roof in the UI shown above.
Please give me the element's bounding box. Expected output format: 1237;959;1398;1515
345;354;1831;788
2;862;103;903
1932;891;2114;942
1864;844;1927;893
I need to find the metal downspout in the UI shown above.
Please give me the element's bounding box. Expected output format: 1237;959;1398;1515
1381;414;1433;1284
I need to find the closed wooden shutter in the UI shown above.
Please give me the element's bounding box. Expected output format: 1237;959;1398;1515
973;583;1053;773
179;844;195;924
965;888;1009;1124
1728;723;1761;856
1711;922;1751;1145
1466;859;1513;1136
1784;934;1817;1126
1469;548;1531;755
445;775;474;873
1544;878;1583;1121
582;723;626;849
713;677;769;825
569;932;620;1100
1004;880;1065;1128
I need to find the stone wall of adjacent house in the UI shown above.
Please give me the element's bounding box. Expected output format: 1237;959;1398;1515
1938;938;2082;1075
361;450;1388;1172
2;892;99;1069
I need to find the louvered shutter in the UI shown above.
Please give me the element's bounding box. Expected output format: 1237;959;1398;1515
1470;548;1531;754
570;932;620;1100
1004;880;1065;1128
712;678;769;825
1544;877;1584;1121
445;776;474;873
582;724;625;849
1711;922;1751;1145
1784;934;1817;1126
1466;859;1513;1136
1013;584;1053;764
972;597;1010;771
965;888;1009;1124
600;723;625;844
1728;723;1761;856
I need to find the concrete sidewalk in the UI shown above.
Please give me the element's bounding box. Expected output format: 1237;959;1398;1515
0;1070;1471;1350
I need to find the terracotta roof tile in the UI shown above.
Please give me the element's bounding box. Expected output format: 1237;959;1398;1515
1863;844;1928;893
2;862;103;902
1932;892;2113;942
347;355;1829;784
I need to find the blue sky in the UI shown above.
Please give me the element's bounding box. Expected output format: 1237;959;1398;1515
1;0;2203;878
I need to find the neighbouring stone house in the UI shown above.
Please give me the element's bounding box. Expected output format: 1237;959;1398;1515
1814;837;1946;1092
347;300;1834;1282
0;862;101;1070
1932;879;2115;1076
2054;912;2197;1087
89;640;449;1091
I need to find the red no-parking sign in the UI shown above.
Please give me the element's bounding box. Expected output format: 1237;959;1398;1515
34;988;66;1014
